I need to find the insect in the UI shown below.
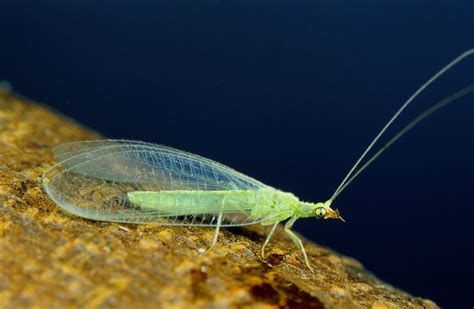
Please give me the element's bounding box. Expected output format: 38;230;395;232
43;49;473;272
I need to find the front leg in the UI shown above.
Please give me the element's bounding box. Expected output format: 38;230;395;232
284;217;314;272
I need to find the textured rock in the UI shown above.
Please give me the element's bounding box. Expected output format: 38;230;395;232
0;90;438;308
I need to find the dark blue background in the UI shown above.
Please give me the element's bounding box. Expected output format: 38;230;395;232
1;1;473;307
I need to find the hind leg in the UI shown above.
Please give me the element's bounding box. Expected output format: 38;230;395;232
209;211;223;249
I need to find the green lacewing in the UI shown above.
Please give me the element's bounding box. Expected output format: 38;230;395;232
43;49;473;271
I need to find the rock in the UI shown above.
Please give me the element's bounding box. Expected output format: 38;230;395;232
0;91;438;308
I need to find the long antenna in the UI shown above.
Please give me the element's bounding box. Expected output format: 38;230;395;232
329;48;474;202
333;83;474;199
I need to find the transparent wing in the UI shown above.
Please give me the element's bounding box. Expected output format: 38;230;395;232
43;140;282;226
51;140;267;190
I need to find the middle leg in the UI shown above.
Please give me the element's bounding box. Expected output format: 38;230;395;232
284;217;314;272
261;221;280;258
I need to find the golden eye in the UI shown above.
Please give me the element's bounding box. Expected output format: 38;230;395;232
315;207;326;219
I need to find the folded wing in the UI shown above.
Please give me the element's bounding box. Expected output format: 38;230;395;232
43;140;280;226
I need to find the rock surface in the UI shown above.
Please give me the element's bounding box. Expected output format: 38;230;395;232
0;90;438;308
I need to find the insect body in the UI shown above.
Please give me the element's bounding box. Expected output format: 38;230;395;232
43;139;341;270
43;49;473;272
128;188;299;220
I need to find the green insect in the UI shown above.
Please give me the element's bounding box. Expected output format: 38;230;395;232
43;49;473;272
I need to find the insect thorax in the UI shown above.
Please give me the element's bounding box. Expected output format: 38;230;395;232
249;188;311;224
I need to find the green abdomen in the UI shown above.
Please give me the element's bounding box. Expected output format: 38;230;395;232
128;189;266;215
127;188;300;220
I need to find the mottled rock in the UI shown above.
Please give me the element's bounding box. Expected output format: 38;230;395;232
0;90;438;308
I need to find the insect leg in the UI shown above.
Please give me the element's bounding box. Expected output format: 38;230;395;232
209;212;223;249
284;218;314;272
209;195;226;249
261;222;279;258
